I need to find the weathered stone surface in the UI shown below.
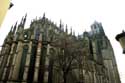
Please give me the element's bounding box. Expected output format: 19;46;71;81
0;15;121;83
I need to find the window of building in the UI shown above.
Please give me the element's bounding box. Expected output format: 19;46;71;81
18;45;28;80
35;28;40;40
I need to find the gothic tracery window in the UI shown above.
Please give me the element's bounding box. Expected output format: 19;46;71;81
18;45;28;80
35;28;40;40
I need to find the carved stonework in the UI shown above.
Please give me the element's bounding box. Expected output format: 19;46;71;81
0;15;121;83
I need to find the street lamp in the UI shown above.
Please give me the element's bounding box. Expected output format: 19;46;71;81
116;30;125;54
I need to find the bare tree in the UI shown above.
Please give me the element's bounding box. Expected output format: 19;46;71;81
52;33;79;83
48;26;86;83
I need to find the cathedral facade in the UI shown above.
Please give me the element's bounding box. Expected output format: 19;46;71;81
0;14;121;83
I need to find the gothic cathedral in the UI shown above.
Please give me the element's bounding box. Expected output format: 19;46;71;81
0;14;121;83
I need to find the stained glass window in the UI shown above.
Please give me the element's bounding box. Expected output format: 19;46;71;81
18;45;28;80
35;28;40;40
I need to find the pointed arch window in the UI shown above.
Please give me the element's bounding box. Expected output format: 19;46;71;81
18;45;28;80
35;28;40;40
89;40;94;60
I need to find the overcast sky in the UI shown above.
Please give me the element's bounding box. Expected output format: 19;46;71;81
0;0;125;82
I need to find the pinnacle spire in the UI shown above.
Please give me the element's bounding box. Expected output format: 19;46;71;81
42;13;46;23
21;16;24;25
73;31;75;36
10;25;13;32
65;24;68;33
59;19;62;28
43;13;45;19
59;19;62;32
23;13;27;24
19;14;27;28
13;21;17;34
70;27;72;35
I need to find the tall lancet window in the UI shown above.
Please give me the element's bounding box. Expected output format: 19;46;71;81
35;28;40;40
89;40;93;60
18;45;28;80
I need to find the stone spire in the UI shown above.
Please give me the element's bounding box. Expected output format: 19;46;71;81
17;14;27;33
59;20;62;28
65;24;68;34
59;20;63;32
7;25;13;37
13;21;17;34
43;13;45;18
10;25;13;32
18;13;27;28
70;27;72;35
23;13;27;26
20;16;24;25
43;13;45;20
